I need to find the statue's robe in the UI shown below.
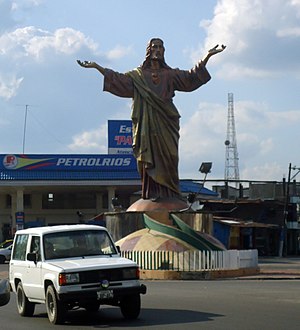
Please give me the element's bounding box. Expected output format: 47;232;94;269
103;63;211;199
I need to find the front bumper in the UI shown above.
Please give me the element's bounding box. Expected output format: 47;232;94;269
58;283;147;304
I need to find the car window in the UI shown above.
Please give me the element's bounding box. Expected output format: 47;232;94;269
12;234;29;261
30;236;41;261
43;230;117;259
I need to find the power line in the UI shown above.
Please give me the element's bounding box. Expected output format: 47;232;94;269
28;109;65;146
17;104;65;153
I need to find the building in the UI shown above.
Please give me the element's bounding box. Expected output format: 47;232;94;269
0;153;141;238
209;181;300;256
0;154;218;241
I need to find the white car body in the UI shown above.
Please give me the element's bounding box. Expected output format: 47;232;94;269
9;224;146;324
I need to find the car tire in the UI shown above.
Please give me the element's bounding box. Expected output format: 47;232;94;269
16;282;35;317
120;294;141;319
0;255;5;264
45;285;66;324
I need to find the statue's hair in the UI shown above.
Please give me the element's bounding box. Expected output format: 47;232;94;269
140;38;171;69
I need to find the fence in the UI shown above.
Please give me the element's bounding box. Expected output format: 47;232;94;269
121;249;258;271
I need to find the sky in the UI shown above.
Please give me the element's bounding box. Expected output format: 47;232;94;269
1;0;300;184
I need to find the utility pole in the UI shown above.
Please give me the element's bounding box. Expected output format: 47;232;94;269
22;104;29;154
224;93;240;189
281;163;291;257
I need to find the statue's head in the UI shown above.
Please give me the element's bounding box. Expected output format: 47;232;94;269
141;38;170;69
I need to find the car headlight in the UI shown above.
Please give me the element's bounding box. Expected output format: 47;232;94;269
59;273;80;286
122;267;139;280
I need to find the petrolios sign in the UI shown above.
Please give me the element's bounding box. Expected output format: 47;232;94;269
1;154;136;171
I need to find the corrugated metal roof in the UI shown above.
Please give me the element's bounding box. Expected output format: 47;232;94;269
213;217;278;228
180;180;218;196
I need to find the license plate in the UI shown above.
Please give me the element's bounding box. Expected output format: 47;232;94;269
97;290;114;300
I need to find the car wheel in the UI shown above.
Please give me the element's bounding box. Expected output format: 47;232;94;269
16;282;35;317
45;285;66;324
0;255;5;264
120;294;141;319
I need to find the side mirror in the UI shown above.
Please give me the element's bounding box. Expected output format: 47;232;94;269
27;252;37;263
0;279;10;306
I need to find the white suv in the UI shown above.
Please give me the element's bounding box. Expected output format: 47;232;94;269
9;224;146;324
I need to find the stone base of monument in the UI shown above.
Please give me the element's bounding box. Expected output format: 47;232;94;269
126;197;189;226
127;197;188;212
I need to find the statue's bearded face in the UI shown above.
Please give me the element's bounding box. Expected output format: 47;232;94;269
150;39;165;61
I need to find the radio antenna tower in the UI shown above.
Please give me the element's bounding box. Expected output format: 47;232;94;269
224;93;240;187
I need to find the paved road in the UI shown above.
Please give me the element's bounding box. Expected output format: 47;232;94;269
1;261;300;329
1;279;299;329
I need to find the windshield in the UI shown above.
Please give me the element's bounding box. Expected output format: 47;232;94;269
43;229;117;260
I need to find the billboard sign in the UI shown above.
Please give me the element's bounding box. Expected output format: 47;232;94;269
108;120;133;154
1;154;136;171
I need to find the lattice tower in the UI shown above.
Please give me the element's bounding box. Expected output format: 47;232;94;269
224;93;240;187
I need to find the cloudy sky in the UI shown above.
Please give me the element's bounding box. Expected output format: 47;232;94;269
1;0;300;183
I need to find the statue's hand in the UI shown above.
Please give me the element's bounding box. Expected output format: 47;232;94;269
77;60;105;75
77;60;96;68
208;44;226;56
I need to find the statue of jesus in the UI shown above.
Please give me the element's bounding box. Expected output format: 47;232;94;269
77;38;225;202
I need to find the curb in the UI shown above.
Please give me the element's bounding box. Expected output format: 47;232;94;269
140;267;260;280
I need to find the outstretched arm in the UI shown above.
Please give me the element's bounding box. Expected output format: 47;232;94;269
201;44;226;66
77;60;105;75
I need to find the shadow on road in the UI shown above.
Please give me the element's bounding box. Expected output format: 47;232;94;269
34;307;223;327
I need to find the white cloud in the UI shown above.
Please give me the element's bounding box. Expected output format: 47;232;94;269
0;74;24;100
68;126;107;153
0;24;101;100
180;103;225;158
259;138;274;155
30;27;98;59
219;64;276;80
241;162;284;181
277;27;300;37
11;0;43;11
0;1;17;32
198;0;300;78
0;26;98;61
106;45;133;60
179;98;300;180
290;0;300;17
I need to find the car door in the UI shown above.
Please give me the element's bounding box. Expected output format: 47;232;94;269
22;236;43;300
9;234;29;291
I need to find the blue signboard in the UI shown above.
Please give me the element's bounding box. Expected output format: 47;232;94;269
108;120;133;154
0;154;136;171
15;211;24;230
